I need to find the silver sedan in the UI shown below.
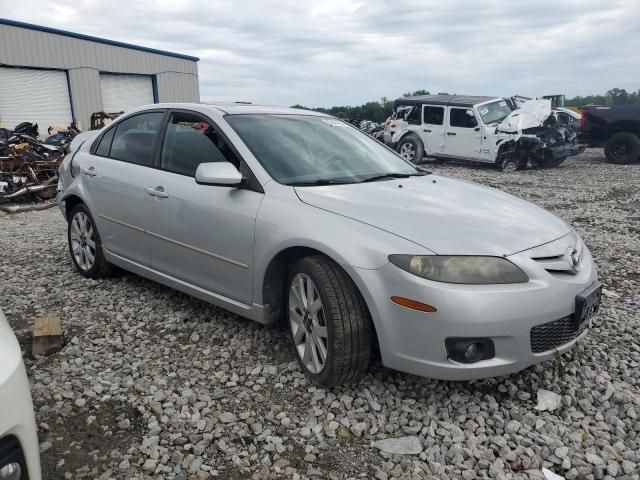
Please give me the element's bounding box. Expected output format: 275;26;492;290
57;103;601;387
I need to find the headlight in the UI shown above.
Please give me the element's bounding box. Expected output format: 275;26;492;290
388;255;528;284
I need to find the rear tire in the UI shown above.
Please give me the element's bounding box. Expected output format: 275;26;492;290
604;132;640;164
287;256;372;388
396;134;424;164
68;204;112;278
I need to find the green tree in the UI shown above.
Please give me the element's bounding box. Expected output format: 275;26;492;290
606;88;630;105
293;88;640;124
403;89;430;97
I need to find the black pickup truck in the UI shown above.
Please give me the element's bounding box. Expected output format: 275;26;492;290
581;105;640;164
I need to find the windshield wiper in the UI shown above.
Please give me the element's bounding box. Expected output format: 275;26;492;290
288;179;355;186
359;171;427;183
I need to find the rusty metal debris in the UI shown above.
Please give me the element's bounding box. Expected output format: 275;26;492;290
0;124;68;208
90;111;123;130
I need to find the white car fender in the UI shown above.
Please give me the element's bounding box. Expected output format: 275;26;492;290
391;126;415;145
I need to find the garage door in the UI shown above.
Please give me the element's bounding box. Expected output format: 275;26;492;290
100;74;154;113
0;67;73;132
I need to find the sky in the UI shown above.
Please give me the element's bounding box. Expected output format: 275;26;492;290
2;0;639;108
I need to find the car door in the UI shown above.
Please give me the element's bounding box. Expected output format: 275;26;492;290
144;110;264;304
82;110;165;265
444;107;483;160
418;104;446;155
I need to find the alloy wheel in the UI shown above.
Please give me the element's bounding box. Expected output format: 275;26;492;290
399;142;416;161
613;142;629;160
70;211;96;271
502;160;517;173
289;273;328;374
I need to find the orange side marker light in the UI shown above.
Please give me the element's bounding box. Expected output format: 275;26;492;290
390;296;437;313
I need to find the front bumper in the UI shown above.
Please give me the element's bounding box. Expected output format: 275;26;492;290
355;235;598;381
546;142;586;159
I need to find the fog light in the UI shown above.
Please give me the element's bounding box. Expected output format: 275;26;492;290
0;463;21;480
445;338;495;364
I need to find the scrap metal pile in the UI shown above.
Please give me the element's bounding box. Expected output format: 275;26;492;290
0;122;78;213
355;119;385;142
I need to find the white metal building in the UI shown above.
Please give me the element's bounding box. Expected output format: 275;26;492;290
0;18;200;131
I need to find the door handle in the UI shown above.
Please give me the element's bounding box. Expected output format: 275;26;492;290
422;129;431;133
82;166;97;177
145;186;169;198
447;132;457;136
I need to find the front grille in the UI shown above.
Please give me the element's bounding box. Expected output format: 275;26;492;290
0;435;28;480
530;316;589;353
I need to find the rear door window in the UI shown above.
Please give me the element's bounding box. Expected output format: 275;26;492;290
109;112;164;165
422;106;445;125
94;126;115;157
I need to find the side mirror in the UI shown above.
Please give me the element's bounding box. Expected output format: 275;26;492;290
195;162;244;187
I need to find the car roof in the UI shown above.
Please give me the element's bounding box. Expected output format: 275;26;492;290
394;95;500;108
118;102;331;121
201;102;329;116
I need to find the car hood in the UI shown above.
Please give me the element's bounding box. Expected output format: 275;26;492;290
497;99;552;133
295;175;571;256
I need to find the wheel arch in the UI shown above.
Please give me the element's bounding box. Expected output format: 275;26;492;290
62;194;85;221
261;245;382;357
396;130;423;145
392;128;420;147
497;138;540;167
495;140;517;164
607;121;640;138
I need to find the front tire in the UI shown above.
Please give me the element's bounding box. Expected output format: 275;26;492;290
68;204;112;278
287;256;372;388
604;132;640;164
500;157;518;173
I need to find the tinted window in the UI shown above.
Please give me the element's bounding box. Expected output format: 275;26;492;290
450;108;478;128
161;112;240;177
423;106;444;125
95;127;115;156
110;112;164;165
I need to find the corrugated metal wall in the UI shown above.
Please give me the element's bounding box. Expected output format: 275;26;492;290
0;22;199;129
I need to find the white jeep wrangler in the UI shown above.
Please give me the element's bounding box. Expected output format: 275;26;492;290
384;95;585;172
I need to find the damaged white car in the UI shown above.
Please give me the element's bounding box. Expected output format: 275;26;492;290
384;95;585;171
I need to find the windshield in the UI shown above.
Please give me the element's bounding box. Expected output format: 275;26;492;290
225;114;420;185
478;100;513;125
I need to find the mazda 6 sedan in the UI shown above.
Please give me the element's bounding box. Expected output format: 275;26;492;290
57;103;601;387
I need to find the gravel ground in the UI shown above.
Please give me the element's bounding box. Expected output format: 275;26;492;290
1;149;639;480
